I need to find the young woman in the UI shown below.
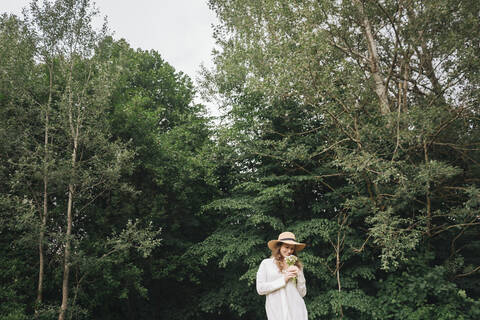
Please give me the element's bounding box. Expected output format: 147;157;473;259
256;231;308;320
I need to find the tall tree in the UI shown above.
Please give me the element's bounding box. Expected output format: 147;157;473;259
1;10;211;318
0;13;39;319
25;0;58;308
22;1;139;318
2;1;216;318
102;38;219;319
202;0;480;318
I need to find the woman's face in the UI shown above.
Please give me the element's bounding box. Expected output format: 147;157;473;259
280;243;295;259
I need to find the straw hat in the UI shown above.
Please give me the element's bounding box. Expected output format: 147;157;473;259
268;231;306;251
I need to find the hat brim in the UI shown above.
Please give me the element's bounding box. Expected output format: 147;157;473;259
268;239;306;252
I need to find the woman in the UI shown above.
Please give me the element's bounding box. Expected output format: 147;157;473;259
256;231;308;320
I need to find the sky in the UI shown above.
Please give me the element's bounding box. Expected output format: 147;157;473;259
1;0;220;115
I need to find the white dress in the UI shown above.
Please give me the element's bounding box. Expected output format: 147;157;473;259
256;257;308;320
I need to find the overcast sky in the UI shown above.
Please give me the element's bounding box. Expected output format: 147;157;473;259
1;0;219;114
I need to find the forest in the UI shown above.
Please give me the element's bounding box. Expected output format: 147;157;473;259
1;0;479;319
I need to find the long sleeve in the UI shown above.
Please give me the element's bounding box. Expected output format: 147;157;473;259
256;260;286;295
296;268;307;298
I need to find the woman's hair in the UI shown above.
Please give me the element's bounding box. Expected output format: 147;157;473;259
271;242;303;271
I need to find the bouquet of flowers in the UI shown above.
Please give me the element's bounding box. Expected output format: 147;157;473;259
285;255;298;284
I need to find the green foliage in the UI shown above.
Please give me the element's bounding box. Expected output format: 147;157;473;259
374;255;480;320
366;207;424;271
200;0;480;318
0;2;191;318
2;0;480;319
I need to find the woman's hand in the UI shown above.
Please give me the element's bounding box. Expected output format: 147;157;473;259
287;266;299;275
284;271;296;282
283;266;299;282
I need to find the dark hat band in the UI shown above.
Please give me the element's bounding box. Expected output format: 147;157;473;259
279;238;296;241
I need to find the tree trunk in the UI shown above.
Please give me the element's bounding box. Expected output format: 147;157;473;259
37;64;53;310
334;214;346;318
59;64;77;320
36;182;47;303
58;137;77;320
354;0;390;115
424;139;432;237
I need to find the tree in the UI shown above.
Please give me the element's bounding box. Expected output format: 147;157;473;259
103;38;219;319
1;5;214;317
1;1;160;318
202;0;480;318
0;13;44;319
